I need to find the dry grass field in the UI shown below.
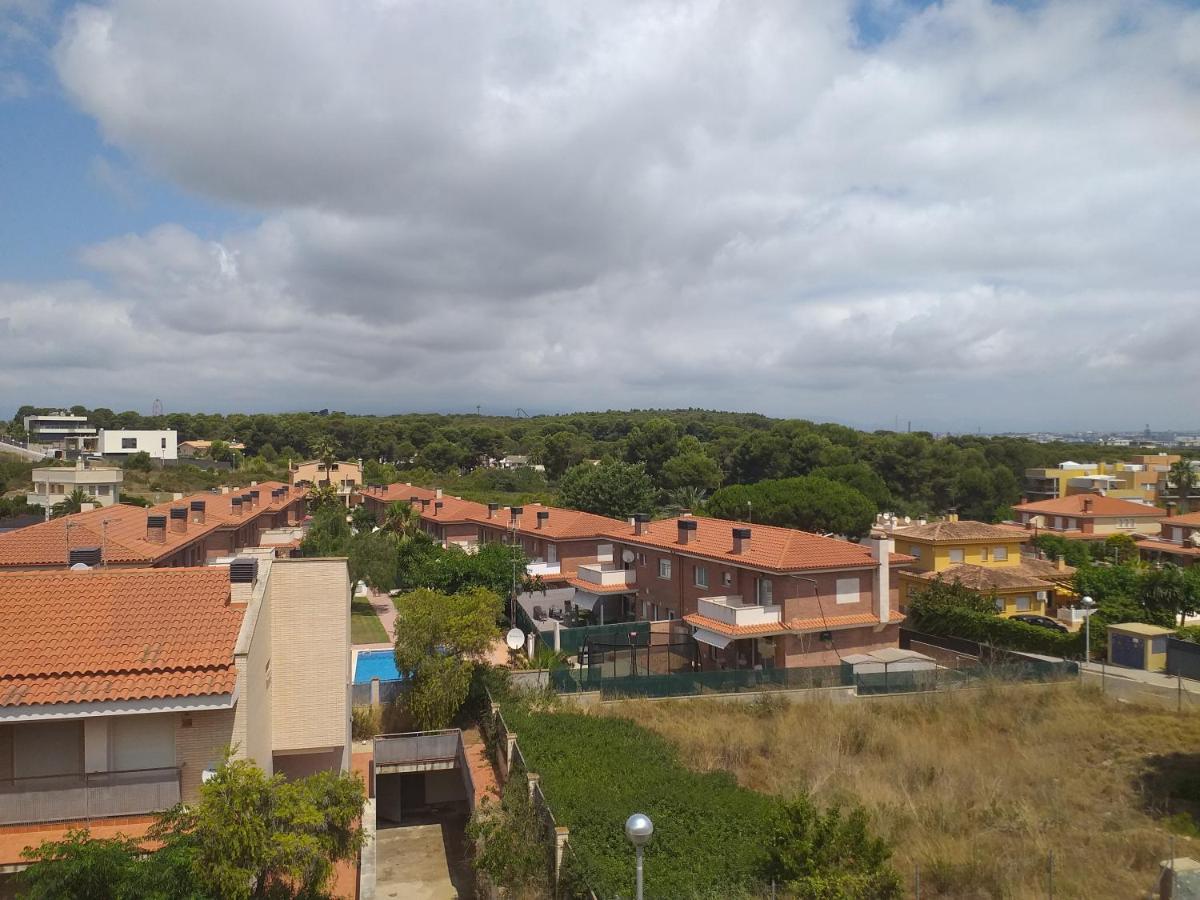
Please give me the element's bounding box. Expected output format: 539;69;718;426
608;683;1200;899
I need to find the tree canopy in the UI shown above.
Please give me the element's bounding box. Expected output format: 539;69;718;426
557;459;655;519
706;476;876;538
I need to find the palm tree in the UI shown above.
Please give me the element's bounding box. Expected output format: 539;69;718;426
310;436;340;486
1168;460;1196;513
664;486;709;515
382;500;422;540
52;488;98;518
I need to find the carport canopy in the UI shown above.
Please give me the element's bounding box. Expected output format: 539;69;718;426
692;627;734;650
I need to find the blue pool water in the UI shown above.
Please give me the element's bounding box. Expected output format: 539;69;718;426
354;650;403;684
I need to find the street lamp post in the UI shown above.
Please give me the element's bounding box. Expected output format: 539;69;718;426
625;813;653;900
1082;595;1095;665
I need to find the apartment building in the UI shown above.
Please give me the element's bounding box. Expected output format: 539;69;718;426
885;515;1074;617
291;459;362;506
0;558;351;869
22;413;97;451
0;482;307;570
1024;454;1183;505
1012;493;1164;540
26;459;123;511
599;515;909;670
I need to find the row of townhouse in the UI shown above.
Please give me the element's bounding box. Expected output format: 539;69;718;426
357;484;910;670
0;557;351;872
0;481;307;571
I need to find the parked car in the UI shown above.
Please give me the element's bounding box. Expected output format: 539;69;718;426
1012;614;1068;633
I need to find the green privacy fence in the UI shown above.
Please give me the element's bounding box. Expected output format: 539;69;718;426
559;620;650;655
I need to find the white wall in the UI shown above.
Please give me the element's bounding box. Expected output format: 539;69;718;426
98;429;178;460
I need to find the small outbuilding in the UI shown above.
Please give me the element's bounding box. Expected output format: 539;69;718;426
1107;622;1174;672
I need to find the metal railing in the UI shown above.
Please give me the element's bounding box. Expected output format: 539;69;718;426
374;730;461;767
0;766;181;826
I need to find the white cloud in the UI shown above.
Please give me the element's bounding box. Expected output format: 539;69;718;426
3;0;1199;429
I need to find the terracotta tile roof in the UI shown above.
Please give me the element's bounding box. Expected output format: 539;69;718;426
787;611;900;633
890;520;1031;543
426;496;491;524
474;504;623;540
1014;494;1164;518
0;568;243;707
602;515;891;573
683;613;790;637
567;577;636;594
1162;512;1200;527
911;564;1054;592
0;482;302;568
1015;557;1076;581
358;484;439;505
1138;538;1200;558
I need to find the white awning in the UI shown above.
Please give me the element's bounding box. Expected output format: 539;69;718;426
692;627;734;650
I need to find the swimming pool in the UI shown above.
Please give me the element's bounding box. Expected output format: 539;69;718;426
353;649;403;684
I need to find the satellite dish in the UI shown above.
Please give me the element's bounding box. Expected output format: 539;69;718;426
1189;533;1200;548
505;627;524;651
622;549;636;564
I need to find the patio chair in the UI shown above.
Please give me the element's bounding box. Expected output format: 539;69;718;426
533;605;546;621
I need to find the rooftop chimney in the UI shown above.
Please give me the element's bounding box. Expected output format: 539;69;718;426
232;497;243;516
1167;501;1177;518
435;488;443;500
510;506;524;527
169;506;188;534
190;499;207;524
634;513;649;536
434;500;444;516
537;510;549;529
677;518;697;545
1082;497;1093;514
228;556;258;607
732;526;751;554
946;509;959;523
249;489;260;508
146;514;167;543
409;495;420;505
1056;555;1067;572
488;502;499;519
240;493;252;511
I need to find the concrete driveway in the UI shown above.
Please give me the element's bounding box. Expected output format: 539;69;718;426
374;815;473;900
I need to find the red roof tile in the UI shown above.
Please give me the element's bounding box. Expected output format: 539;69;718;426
0;568;243;707
602;515;889;573
1014;494;1164;518
682;614;790;637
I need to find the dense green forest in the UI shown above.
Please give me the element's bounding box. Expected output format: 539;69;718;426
8;406;1184;524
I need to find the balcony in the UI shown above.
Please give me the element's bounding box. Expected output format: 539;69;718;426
696;595;782;629
526;560;561;577
575;563;635;588
0;767;182;826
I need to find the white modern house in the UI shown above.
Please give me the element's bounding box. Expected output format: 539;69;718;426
97;429;178;461
22;413;98;450
26;459;123;512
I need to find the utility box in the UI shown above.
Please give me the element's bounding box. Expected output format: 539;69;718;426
1108;623;1174;672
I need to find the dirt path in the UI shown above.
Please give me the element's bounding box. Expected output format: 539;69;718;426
461;726;499;809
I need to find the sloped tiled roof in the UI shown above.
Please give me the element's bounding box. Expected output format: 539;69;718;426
476;504;622;540
1014;494;1164;518
601;515;899;573
912;564;1053;592
682;613;790;637
1162;511;1200;527
891;520;1030;543
0;568;243;707
0;481;302;567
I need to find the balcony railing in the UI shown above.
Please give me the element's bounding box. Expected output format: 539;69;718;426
575;564;635;588
526;561;561;577
696;595;782;628
375;730;462;767
0;766;182;826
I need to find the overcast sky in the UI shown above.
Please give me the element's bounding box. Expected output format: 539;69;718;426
1;0;1198;432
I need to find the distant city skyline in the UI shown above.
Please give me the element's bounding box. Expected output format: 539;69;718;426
1;1;1199;427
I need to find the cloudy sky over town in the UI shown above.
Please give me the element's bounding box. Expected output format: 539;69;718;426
1;0;1198;431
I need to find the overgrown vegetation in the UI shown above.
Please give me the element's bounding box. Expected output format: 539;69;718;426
620;683;1200;900
498;698;899;898
19;755;365;900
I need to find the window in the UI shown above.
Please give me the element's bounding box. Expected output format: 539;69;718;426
658;558;672;579
597;543;614;563
50;483;65;494
642;601;650;619
94;485;108;496
756;577;773;605
980;547;989;561
638;552;646;567
1173;527;1184;543
994;597;1005;612
1015;596;1031;612
1055;516;1064;530
992;546;1008;561
111;714;176;771
908;544;922;558
722;572;733;587
121;437;137;449
1067;518;1077;530
1152;636;1168;655
1118;518;1134;529
694;565;709;588
948;548;964;563
836;577;860;605
160;437;167;449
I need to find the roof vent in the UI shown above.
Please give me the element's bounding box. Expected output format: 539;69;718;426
434;500;444;515
68;546;101;568
677;518;697;544
537;510;550;528
190;499;206;524
488;502;499;519
231;497;243;515
510;506;524;521
146;514;167;543
249;489;260;507
732;527;751;554
229;556;258;584
169;506;188;533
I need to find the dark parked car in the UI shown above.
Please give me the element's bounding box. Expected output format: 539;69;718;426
1012;614;1068;633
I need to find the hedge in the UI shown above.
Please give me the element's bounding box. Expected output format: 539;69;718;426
908;603;1084;657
